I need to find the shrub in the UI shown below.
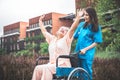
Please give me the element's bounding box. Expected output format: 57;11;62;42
0;55;120;80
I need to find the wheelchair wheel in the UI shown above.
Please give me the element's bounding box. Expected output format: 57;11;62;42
67;67;90;80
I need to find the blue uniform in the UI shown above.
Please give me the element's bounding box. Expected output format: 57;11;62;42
73;22;103;80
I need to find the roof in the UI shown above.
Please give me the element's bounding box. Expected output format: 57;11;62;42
59;13;75;20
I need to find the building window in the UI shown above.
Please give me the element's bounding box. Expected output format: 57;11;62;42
2;38;4;43
10;45;12;51
4;38;7;43
44;21;47;25
29;25;31;29
30;25;33;29
0;39;1;45
13;44;15;50
33;24;36;28
17;43;19;50
49;19;52;25
36;23;38;27
35;23;38;27
27;33;30;37
10;37;12;43
30;32;32;37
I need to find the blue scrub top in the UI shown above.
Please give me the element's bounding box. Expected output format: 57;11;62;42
74;22;103;60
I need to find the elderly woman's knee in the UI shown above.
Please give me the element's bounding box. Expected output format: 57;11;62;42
34;65;44;71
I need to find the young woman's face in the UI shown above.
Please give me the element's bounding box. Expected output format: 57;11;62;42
84;11;90;23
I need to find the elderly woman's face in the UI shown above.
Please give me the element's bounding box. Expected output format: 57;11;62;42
57;27;69;37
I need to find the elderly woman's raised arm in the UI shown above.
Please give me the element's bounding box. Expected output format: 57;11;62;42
39;15;48;38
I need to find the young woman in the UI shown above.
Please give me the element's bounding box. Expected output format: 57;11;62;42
74;7;103;80
32;9;84;80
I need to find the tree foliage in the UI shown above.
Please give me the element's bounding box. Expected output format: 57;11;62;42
95;0;120;52
39;42;48;55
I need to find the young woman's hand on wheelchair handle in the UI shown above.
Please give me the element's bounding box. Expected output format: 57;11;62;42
80;48;87;54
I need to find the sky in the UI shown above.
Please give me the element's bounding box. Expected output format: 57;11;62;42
0;0;75;36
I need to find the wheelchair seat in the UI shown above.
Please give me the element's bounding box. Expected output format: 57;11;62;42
36;53;79;80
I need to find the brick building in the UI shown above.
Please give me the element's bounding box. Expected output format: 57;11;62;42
0;12;74;53
1;22;28;53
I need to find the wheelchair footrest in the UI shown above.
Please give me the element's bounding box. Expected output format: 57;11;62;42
56;67;74;78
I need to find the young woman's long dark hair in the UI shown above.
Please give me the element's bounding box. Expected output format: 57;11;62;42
84;7;99;32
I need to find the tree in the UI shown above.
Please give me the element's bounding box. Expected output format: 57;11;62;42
95;0;120;52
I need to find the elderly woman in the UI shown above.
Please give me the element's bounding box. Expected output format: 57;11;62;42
32;9;84;80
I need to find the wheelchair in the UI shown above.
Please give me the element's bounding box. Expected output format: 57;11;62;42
36;53;90;80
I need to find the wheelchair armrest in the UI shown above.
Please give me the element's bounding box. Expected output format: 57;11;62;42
36;56;49;65
56;55;71;67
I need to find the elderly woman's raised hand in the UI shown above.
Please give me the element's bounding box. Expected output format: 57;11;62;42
39;15;45;22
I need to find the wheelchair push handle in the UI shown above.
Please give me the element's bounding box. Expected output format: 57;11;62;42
36;56;49;65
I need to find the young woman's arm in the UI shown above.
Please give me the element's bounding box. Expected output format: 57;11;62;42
68;9;84;39
80;43;98;54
